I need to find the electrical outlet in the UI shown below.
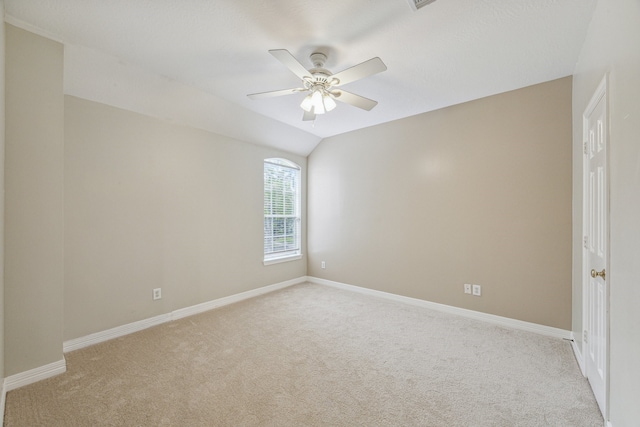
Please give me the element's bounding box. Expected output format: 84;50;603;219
472;284;481;296
153;288;162;300
464;284;472;294
321;261;326;269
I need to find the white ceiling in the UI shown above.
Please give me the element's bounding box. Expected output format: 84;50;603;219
5;0;597;156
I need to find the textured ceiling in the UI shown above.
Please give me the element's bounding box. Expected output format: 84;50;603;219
5;0;597;156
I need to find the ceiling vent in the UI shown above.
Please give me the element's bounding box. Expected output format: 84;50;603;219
407;0;437;11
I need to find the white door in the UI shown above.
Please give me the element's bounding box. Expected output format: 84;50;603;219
583;77;608;417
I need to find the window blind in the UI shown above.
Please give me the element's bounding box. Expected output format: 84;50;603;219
264;159;301;260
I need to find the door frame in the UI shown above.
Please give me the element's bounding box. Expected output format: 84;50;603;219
581;74;610;419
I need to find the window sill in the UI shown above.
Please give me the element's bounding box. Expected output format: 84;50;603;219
263;254;303;266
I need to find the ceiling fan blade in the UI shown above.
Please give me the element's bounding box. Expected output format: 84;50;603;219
269;49;312;81
302;109;316;121
333;90;378;111
331;57;387;87
247;88;304;100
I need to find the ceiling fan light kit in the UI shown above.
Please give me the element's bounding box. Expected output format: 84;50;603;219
248;49;387;122
300;88;336;115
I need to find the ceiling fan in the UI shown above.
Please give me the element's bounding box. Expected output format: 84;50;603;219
247;49;387;121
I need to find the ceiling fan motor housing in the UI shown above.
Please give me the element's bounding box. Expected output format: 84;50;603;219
303;60;338;97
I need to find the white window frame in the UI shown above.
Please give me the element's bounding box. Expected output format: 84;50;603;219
263;158;302;265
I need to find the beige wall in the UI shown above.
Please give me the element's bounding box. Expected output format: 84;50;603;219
64;96;306;340
5;25;65;375
1;0;6;382
572;0;640;424
308;77;573;330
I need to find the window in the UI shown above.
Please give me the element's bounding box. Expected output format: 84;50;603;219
264;158;301;264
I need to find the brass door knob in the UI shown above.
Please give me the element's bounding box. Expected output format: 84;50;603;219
591;268;606;280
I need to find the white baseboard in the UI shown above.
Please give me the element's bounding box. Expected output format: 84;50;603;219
171;277;302;321
307;276;572;340
64;276;306;353
3;359;67;393
2;360;67;426
570;332;586;376
64;313;172;353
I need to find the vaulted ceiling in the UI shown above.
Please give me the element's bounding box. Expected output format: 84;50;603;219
5;0;597;156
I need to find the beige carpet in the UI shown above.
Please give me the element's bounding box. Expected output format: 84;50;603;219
4;283;602;426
